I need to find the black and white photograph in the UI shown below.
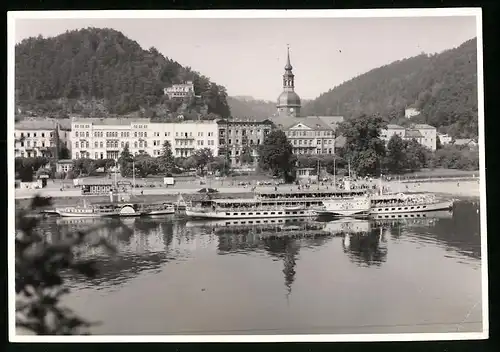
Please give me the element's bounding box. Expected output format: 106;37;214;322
8;9;487;342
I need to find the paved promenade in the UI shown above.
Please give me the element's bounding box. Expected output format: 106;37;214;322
14;178;481;200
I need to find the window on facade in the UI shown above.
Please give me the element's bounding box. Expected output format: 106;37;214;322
76;152;80;159
134;142;138;148
75;142;79;148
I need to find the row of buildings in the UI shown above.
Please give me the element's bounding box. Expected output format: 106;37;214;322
13;46;442;168
14;115;440;167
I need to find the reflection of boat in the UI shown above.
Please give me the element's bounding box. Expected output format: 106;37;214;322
370;192;453;214
321;218;371;234
313;195;371;217
55;217;108;226
371;209;453;221
186;217;372;239
185;217;309;229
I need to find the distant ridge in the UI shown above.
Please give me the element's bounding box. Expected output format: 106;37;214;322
302;38;478;138
15;27;231;119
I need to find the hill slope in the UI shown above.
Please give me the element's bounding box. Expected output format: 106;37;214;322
15;27;230;118
227;96;277;120
302;38;478;138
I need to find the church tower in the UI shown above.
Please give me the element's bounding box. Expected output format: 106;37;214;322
277;45;301;117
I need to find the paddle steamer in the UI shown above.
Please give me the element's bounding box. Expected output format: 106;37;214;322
184;189;370;220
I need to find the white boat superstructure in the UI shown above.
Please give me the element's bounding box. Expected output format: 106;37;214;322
370;192;453;214
313;195;371;217
185;198;314;219
55;199;119;218
143;203;176;215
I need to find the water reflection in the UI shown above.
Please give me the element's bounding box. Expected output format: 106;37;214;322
40;201;481;291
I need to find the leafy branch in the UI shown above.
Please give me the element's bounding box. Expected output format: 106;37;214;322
15;195;131;335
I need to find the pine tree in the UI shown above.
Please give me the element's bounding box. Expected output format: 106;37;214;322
118;143;133;176
158;141;175;175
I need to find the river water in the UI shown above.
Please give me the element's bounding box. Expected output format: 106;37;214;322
40;200;483;335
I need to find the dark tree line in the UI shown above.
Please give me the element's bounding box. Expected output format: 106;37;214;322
15;28;231;118
257;114;479;181
302;38;478;138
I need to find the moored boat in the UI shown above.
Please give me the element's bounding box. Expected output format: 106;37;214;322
369;192;453;214
185;198;315;219
55;201;119;218
143;202;176;215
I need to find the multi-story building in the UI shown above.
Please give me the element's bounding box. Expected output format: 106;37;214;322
217;118;274;167
270;116;343;155
381;123;437;151
71;117;219;160
163;81;195;100
437;132;452;145
14;119;60;158
405;107;421;119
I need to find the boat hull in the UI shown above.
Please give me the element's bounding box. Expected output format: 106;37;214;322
55;210;117;218
145;209;176;215
370;200;453;214
185;208;314;219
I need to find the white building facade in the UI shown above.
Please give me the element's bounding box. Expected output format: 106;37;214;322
381;123;437;151
71;118;219;160
163;81;195;99
14;120;58;158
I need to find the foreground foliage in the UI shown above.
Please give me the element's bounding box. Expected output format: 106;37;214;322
15;196;129;335
258;130;297;181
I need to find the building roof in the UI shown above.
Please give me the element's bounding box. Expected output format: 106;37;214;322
404;129;423;138
15;120;57;131
310;116;344;129
218;118;273;125
72;117;151;125
277;90;301;107
270;116;340;131
57;119;72;130
453;138;476;145
413;124;435;129
386;124;405;130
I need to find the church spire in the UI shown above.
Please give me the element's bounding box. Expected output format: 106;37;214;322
285;44;292;70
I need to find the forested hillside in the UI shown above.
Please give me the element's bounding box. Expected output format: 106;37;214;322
15;27;230;119
302;38;478;138
227;96;277;120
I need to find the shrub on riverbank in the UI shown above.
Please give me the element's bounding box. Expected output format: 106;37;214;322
15;195;128;335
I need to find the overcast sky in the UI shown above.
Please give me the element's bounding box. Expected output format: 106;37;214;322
14;15;477;101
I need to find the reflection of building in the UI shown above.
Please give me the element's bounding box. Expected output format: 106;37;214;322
217;118;273;167
381;123;437;151
342;228;388;267
71;117;219;160
163;81;195;99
